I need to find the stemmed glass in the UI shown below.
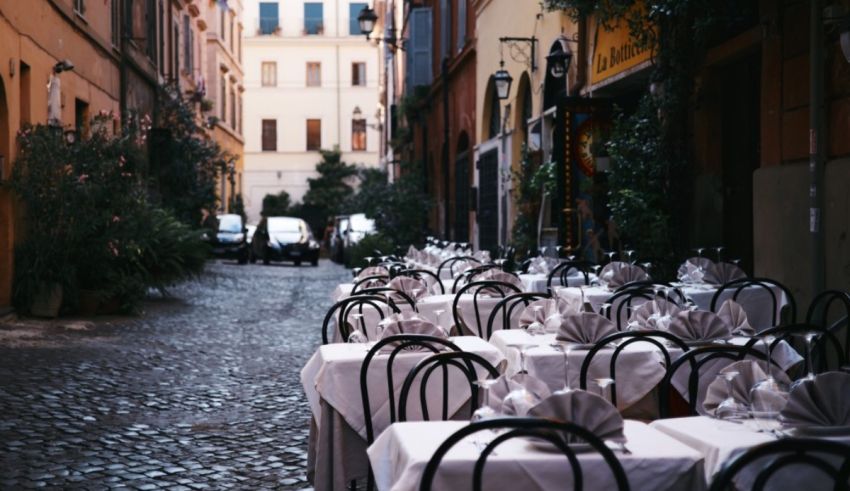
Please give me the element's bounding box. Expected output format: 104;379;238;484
749;335;790;432
714;370;748;421
471;379;499;422
364;256;375;267
714;246;726;263
791;332;818;389
641;262;653;278
591;265;603;287
603;251;617;264
595;378;616;405
527;305;546;337
624;249;636;264
550;343;573;394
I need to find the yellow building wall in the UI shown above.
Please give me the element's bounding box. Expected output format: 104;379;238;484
0;0;120;307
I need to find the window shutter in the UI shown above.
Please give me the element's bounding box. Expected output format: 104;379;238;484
408;7;432;88
456;0;466;52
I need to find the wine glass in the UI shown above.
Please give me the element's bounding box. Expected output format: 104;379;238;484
791;332;818;389
595;378;616;405
714;246;726;262
590;265;603;287
471;379;499;422
433;309;447;334
624;249;636;264
501;383;543;417
347;328;367;344
641;262;653;278
550;343;573;394
364;256;375;267
527;305;545;336
603;250;617;264
749;335;790;431
714;370;748;421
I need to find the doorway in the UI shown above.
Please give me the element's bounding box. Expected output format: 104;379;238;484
454;135;470;242
477;149;499;251
0;76;12;307
720;54;760;272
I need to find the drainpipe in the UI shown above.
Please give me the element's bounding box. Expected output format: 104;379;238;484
810;0;825;295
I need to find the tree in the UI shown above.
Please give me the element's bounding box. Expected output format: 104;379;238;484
300;148;357;234
261;190;292;217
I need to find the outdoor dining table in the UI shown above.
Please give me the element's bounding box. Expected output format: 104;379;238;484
518;272;597;292
367;420;707;491
555;283;788;331
301;337;505;491
488;330;802;418
650;416;850;490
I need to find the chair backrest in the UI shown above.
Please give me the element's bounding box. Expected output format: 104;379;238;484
321;295;400;344
601;288;669;330
355;287;419;313
485;292;552;339
452;280;523;338
436;256;481;280
710;277;797;327
579;331;690;408
452;264;504;293
546;260;593;292
351;274;390;294
360;335;461;444
807;290;850;362
398;351;501;421
419;417;631;491
759;323;846;374
707;438;850;491
398;269;445;294
614;281;688;306
658;344;766;418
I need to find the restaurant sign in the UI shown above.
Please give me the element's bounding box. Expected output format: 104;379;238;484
590;11;652;85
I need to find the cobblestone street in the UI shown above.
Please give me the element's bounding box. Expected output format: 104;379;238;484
0;260;350;490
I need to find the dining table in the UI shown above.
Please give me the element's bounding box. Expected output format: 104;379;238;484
367;420;707;491
650;415;850;490
301;336;505;491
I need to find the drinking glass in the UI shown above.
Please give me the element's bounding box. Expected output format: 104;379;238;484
791;332;818;390
595;378;615;404
364;256;375;267
527;305;545;336
501;383;543;417
471;379;499;422
550;343;573;394
624;249;636;264
749;334;790;431
714;246;726;262
714;371;748;421
603;251;617;264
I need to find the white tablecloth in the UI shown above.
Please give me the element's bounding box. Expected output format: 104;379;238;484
556;284;788;331
302;337;505;490
518;272;596;293
651;416;850;489
368;420;706;491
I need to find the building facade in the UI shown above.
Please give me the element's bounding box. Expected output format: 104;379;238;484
241;0;380;224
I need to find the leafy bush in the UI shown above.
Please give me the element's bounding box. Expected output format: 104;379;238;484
261;190;292;217
300;148;357;234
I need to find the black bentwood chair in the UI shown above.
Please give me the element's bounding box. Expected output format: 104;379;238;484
396;268;446;295
398;351;501;421
578;331;690;409
354;287;419;313
485;292;551;339
806;290;850;367
707;438;850;491
546;260;595;292
451;264;506;293
658;345;768;418
452;280;523;339
709;277;797;328
360;335;461;491
351;274;390;294
437;256;482;281
601;288;676;331
419;418;630;491
320;295;400;344
758;323;846;375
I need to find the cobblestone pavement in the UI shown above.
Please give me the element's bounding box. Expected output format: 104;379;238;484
0;259;350;490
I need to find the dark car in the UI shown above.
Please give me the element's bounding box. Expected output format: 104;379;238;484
252;216;320;266
205;214;249;264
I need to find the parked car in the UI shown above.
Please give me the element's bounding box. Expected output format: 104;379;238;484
204;214;249;264
251;216;320;266
329;213;375;264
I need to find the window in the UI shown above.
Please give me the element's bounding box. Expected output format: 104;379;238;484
262;119;277;151
349;2;367;35
352;119;366;151
230;88;236;129
306;119;321;150
230;16;235;52
146;0;156;58
259;2;279;35
261;62;277;87
221;8;226;39
456;0;466;52
408;7;433;89
352;62;366;87
111;0;120;47
74;0;85;16
238;94;243;134
220;76;227;121
172;21;180;78
440;0;449;60
75;98;90;137
183;15;191;73
306;62;321;87
304;2;324;35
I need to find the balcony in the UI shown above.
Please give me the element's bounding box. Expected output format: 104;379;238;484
258;17;280;36
303;20;324;36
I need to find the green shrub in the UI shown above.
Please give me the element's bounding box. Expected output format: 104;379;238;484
343;233;397;269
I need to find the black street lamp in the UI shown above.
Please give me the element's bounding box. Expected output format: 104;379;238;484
493;62;513;100
546;49;572;79
357;6;378;39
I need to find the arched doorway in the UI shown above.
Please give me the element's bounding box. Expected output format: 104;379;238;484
0;76;13;307
481;76;501;142
454;132;470;242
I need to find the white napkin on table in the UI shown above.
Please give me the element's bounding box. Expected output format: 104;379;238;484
518;298;570;332
600;261;649;288
667;310;732;342
528;391;627;443
387;276;429;301
704;262;747;285
627;298;682;330
677;257;714;283
556;312;617;345
716;299;755;336
703;360;791;414
781;371;850;428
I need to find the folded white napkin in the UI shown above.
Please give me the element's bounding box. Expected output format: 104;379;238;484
703;360;791;414
600;261;649;288
677;257;714;283
377;313;447;350
387;276;429;301
704;262;747;285
357;266;389;279
781;372;850;428
667;310;732;342
528;390;627;443
556;312;617;345
488;373;552;415
518;298;570;332
627;298;682;331
474;270;523;295
716;299;755;336
473;250;491;263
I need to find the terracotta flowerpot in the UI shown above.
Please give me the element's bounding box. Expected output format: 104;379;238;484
30;283;63;318
78;290;101;316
